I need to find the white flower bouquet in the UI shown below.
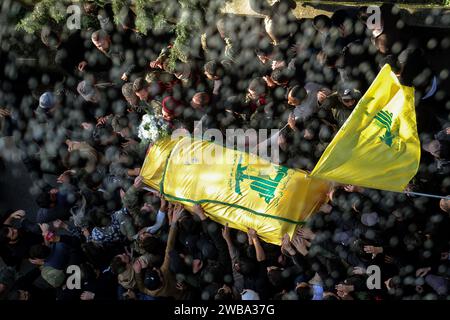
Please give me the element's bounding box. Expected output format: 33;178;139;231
138;114;170;145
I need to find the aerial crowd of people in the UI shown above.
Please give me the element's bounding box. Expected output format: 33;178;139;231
0;0;449;300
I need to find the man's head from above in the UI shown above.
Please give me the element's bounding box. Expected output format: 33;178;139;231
111;115;131;138
288;85;307;106
215;284;233;300
140;200;157;216
38;92;57;113
267;266;290;290
122;82;139;107
204;60;225;81
270;67;293;87
36;185;58;209
91;29;111;52
248;77;267;100
77;80;101;103
162;96;184;121
133;77;151;101
40;26;62;49
338;87;361;108
191;92;211;109
110;253;131;275
313;14;332;34
29;244;51;265
235;257;257;276
330;9;353;38
255;40;275;64
144;268;163;291
134;77;163;102
295;282;314;300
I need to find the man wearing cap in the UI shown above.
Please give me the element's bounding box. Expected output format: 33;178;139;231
37;92;58;117
319;87;361;128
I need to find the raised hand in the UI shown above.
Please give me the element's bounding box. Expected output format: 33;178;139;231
281;233;296;256
247;228;258;242
222;223;231;242
133;176;144;189
363;245;383;257
192;204;207;221
172;203;185;223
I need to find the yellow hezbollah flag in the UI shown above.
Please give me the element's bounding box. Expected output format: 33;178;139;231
141;136;330;245
311;64;420;192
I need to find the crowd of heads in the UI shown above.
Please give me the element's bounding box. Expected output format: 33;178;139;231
0;0;449;300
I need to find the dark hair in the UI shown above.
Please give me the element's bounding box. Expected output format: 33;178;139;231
192;92;211;107
35;189;53;208
201;261;223;284
204;60;225;79
111;115;129;133
238;257;257;276
122;82;139;106
381;55;401;74
81;242;112;269
144;269;162;290
179;216;199;234
267;268;288;289
78;170;102;190
331;10;349;27
91;29;109;42
271;67;292;84
110;256;127;275
133;77;148;93
215;287;233;300
141;237;163;255
289;85;307;101
313;15;332;30
134;212;153;229
40;26;61;48
248;78;266;95
323;293;340;300
296;283;313;300
29;244;51;259
89;206;110;228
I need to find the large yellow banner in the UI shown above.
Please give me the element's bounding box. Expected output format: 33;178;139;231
141;137;330;245
311;64;421;192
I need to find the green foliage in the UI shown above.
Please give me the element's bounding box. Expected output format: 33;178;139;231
16;0;230;66
168;19;191;70
16;0;67;33
134;0;151;35
111;0;127;25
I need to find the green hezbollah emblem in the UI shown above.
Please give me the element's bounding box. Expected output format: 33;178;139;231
234;156;288;204
374;110;396;147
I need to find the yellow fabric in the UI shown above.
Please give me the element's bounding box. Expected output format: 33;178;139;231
141;137;330;245
311;64;421;192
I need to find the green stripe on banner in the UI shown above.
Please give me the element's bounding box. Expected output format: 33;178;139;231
158;150;306;226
